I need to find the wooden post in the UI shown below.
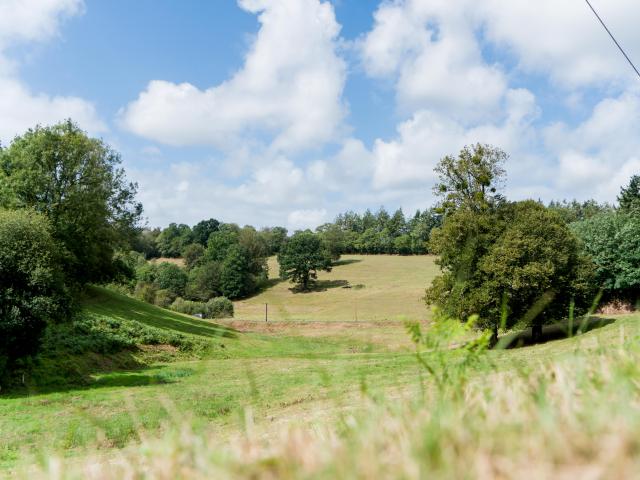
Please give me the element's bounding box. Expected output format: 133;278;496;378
265;303;268;322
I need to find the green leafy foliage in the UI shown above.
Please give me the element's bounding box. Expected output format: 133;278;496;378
433;143;506;214
0;209;70;378
156;223;193;258
205;297;234;319
547;199;613;224
0;121;142;284
169;296;233;319
325;207;441;255
183;243;205;270
426;200;594;331
278;232;332;290
155;262;188;297
618;175;640;213
221;245;254;299
185;261;222;301
192;218;220;246
571;211;640;299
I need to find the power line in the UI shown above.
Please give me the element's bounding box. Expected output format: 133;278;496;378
584;0;640;80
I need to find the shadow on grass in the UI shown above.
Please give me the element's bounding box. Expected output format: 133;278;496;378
498;316;617;349
1;364;195;399
333;258;362;267
289;279;350;294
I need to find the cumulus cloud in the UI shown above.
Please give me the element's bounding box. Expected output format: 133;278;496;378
287;209;328;231
0;0;105;143
120;0;346;152
477;0;640;88
544;91;640;200
361;0;507;121
371;88;539;190
357;0;640;210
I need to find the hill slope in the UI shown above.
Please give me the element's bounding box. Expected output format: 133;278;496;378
234;254;439;321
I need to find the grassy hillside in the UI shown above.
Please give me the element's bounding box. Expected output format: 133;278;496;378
234;254;439;322
3;255;639;477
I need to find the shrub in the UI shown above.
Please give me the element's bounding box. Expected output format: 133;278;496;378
154;289;176;308
205;297;234;319
0;209;69;378
134;282;157;304
170;297;207;317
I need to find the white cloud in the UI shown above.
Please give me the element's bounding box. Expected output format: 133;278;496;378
0;0;83;48
361;0;507;121
371;88;539;190
120;0;346;152
544;91;640;200
0;0;105;143
287;209;327;231
477;0;640;88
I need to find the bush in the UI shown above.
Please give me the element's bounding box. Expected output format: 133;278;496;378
154;289;176;308
205;297;234;319
170;297;207;317
0;209;69;378
134;282;157;304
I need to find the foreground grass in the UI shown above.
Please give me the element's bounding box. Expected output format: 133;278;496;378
11;313;640;479
0;286;420;469
234;255;439;322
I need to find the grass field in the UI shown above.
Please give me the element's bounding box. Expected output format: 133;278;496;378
2;255;640;478
234;255;439;322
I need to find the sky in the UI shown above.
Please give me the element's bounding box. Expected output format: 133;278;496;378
1;0;640;230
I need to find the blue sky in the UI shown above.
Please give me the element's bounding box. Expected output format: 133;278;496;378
1;0;640;230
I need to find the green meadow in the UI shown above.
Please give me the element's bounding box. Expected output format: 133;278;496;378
1;254;639;478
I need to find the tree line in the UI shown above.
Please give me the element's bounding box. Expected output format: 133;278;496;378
2;120;640;383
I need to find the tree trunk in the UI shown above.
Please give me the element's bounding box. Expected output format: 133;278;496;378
531;324;543;343
489;324;499;348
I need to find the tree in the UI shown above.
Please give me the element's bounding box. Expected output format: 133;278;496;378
548;199;612;224
316;223;344;261
426;200;595;341
260;226;288;255
185;261;222;301
278;232;332;290
220;245;253;299
388;208;407;237
571;211;640;300
182;243;205;270
433;143;507;214
0;209;69;378
206;224;240;262
0;121;142;284
192;218;220;246
154;262;188;298
133;228;161;259
618;175;640;212
394;234;413;255
156;223;192;258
